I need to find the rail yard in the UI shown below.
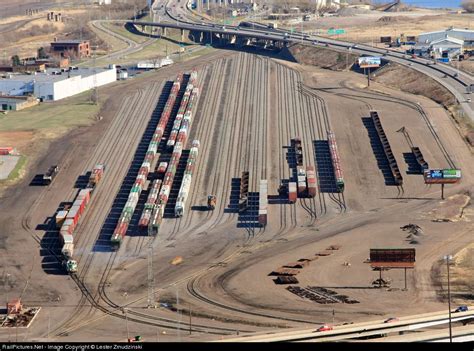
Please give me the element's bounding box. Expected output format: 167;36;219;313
0;43;473;342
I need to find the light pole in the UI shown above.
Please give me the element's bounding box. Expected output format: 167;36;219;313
123;307;130;341
444;255;453;343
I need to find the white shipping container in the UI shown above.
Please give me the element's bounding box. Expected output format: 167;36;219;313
141;161;151;170
56;210;68;220
61;243;74;258
136;174;147;182
61;233;74;244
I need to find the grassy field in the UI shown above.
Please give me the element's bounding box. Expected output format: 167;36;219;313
0;91;99;133
101;21;149;44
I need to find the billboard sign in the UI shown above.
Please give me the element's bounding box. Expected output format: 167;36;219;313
358;56;381;68
424;169;461;184
442;169;461;179
328;29;345;35
370;249;415;263
370;248;416;269
429;170;443;179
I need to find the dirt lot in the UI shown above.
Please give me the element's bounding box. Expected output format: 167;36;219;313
373;62;456;109
0;47;472;342
298;9;472;45
285;44;358;71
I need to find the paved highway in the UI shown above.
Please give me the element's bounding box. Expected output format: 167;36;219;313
132;0;474;122
216;307;474;342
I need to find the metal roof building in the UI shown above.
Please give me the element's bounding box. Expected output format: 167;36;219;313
418;28;474;47
0;66;116;101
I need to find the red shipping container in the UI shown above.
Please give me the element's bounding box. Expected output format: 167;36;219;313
66;206;80;226
73;199;85;215
117;222;129;238
78;189;91;205
0;147;13;155
288;182;297;203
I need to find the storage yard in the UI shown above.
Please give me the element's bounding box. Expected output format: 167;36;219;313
0;50;472;342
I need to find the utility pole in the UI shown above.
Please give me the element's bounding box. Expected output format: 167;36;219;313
91;45;99;105
147;206;156;308
124;308;130;341
189;305;192;335
444;255;453;343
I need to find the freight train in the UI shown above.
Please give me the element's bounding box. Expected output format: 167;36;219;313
258;179;268;226
175;140;200;217
111;71;200;249
327;131;344;192
58;163;105;273
111;74;183;249
138;179;162;231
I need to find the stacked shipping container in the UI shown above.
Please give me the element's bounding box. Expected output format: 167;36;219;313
111;71;200;247
138;179;162;230
59;164;104;270
166;72;197;149
297;168;307;195
327;131;344;192
111;74;183;248
175;140;200;217
306;165;317;197
152;73;199;230
288;182;297;203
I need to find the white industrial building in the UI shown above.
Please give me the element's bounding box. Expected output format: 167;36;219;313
416;28;474;56
0;66;116;101
418;28;474;46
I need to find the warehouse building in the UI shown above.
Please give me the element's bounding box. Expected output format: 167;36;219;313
415;28;474;57
0;95;39;111
0;66;116;102
418;28;474;47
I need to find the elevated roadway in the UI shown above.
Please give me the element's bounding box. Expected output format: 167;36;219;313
215;307;474;342
131;0;474;122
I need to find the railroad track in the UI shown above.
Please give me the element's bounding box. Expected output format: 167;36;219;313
50;77;258;337
52;86;159;336
296;81;347;214
307;82;457;195
333;82;457;169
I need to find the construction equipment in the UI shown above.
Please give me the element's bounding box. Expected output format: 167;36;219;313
207;195;216;210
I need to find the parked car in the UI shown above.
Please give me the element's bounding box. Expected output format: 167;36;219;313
454;305;469;313
384;317;399;323
314;324;333;332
